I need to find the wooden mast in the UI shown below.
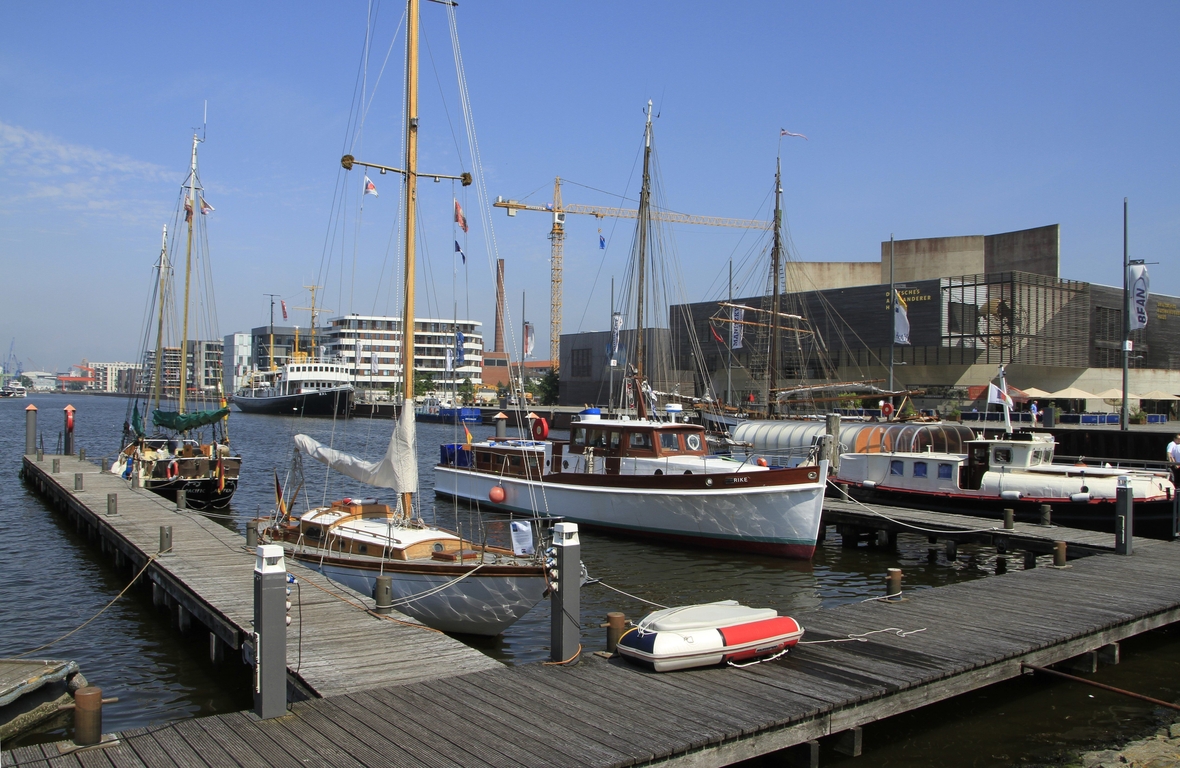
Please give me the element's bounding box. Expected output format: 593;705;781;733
634;100;653;419
151;225;168;414
401;0;421;518
766;158;783;418
178;133;199;414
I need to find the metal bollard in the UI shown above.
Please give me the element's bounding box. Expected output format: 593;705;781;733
159;525;173;556
73;686;103;746
374;575;393;615
79;448;87;461
1003;508;1014;530
176;490;187;510
1039;504;1052;526
1115;478;1133;556
37;447;44;462
107;493;117;516
605;612;626;653
1024;551;1037;569
550;522;581;664
495;412;508;438
25;404;37;455
75;473;84;491
52;458;60;474
246;525;258;549
253;545;288;719
886;568;902;600
1054;541;1067;567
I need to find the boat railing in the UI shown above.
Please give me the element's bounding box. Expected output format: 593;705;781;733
1054;455;1173;473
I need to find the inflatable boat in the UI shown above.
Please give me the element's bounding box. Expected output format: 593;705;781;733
616;600;804;672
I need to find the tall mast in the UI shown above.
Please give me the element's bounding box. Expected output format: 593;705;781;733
400;0;421;516
634;100;653;418
179;133;200;414
766;158;783;418
264;294;279;372
151;225;169;413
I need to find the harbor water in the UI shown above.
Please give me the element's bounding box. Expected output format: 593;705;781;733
2;394;1179;765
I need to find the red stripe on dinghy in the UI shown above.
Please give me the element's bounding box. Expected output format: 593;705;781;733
719;616;802;647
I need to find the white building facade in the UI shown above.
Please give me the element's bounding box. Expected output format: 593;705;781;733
88;361;141;393
222;333;253;394
324;314;483;392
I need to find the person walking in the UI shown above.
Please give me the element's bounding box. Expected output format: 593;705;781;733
1167;433;1180;486
1030;401;1039;424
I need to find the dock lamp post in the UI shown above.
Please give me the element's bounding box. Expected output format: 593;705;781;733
549;522;581;664
253;544;288;719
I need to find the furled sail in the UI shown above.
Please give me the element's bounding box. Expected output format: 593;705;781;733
294;406;418;491
152;408;229;432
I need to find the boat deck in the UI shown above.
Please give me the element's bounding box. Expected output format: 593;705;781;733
8;460;1180;766
18;454;500;701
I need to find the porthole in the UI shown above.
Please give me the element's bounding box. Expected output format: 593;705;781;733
808;472;818;480
686;434;702;451
358;544;368;554
306;526;321;539
433;542;444;552
705;478;713;487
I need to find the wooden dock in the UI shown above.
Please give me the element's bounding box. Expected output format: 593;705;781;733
18;454;500;701
7;457;1180;766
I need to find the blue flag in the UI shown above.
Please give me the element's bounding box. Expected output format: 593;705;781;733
454;241;465;264
599;234;605;250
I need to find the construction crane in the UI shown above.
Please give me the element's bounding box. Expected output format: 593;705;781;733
494;178;772;369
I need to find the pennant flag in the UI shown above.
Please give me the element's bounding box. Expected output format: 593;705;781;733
523;322;535;357
780;128;809;140
599;233;606;250
183;198;193;222
454;200;468;232
710;325;725;344
363;175;378;197
893;289;911;345
274;469;288;517
987;382;1014;409
1129;263;1150;331
463;423;473;449
200;197;214;214
731;306;745;350
280;300;288;320
454;240;465;264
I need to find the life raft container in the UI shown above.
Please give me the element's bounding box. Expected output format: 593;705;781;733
616;600;804;672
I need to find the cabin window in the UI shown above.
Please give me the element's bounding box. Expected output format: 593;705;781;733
993;448;1012;464
572;428;587;447
685;433;702;452
913;462;928;478
629;432;653;450
938;463;954;479
890;460;904;476
659;433;681;452
608;431;621;451
589;430;608;449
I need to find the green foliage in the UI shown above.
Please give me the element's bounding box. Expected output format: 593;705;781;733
458;377;475;404
19;375;32;388
414;371;434;397
536;368;560;406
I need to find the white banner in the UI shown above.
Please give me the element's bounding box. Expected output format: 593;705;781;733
893;290;911;345
731;307;744;350
1128;263;1150;331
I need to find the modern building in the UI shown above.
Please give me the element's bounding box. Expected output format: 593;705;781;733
222;333;253;394
87;361;141;393
559;328;691;407
323;314;484;393
188;340;225;395
250;325;298;372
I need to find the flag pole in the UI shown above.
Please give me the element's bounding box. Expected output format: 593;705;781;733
888;234;895;408
1121;197;1130;432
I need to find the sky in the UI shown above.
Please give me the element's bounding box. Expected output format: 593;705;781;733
1;1;1177;373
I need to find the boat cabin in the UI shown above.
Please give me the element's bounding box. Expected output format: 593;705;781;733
242;361;352;397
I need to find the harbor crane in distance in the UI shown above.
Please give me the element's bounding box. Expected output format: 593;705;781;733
494;177;772;371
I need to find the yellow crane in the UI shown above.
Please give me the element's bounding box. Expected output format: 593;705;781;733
494;177;771;370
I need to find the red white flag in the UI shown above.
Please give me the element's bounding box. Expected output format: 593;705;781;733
281;300;288;320
363;175;378;197
454;199;468;233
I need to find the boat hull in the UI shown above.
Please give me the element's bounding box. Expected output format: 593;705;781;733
233;387;352;417
291;553;546;636
144;476;238;510
835;481;1179;538
435;464;826;559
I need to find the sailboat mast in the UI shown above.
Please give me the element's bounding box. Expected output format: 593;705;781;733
179;133;199;414
766;158;783;418
634;100;653;410
400;0;421;515
151;225;168;413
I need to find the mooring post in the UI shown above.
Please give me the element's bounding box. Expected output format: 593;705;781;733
73;686;102;746
605;612;626;653
159;525;173;556
494;411;508;439
886;568;902;600
74;472;84;491
253;544;288;719
996;556;1008;575
25;404;37;455
52;458;60;474
374;575;393;615
107;493;117;516
549;522;581;664
1054;541;1067;566
246;524;258;549
1115;476;1133;555
176;490;187;510
1023;550;1037;569
1039;504;1052;526
63;404;76;456
944;539;958;561
825;412;841;475
1003;508;1014;530
1172;489;1179;541
79;448;86;461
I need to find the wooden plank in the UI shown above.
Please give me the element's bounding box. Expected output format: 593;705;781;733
309;696;455;768
189;715;279;768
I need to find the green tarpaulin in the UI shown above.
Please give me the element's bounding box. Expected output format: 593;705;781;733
152;408;229;432
131;403;145;437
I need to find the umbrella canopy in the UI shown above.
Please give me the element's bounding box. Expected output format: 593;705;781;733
1020;387;1053;398
1138;390;1180;401
1049;387;1098;399
1093;388;1130;400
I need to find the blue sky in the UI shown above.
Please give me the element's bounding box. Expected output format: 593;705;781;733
1;1;1177;372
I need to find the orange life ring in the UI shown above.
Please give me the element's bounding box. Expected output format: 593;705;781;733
532;417;549;441
166;459;179;480
882;403;895;417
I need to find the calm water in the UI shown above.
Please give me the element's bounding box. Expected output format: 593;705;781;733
3;393;1179;765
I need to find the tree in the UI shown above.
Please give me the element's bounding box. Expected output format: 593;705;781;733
414;371;434;397
536;368;560;406
19;375;32;389
458;377;474;404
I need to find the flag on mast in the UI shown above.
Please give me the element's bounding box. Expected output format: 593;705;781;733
363;176;378;197
454;241;465;264
281;300;288;320
200;198;214;214
1129;263;1150;331
987;382;1014;409
454;200;468;233
893;289;911;345
523;322;535;358
731;306;745;349
780;129;809;140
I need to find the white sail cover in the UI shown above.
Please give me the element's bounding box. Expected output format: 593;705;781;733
294;407;418;491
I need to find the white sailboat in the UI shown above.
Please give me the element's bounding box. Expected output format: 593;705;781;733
262;0;546;636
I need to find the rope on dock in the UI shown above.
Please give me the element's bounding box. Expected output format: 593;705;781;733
14;554;160;659
584;578;669;609
798;626;927;645
827;479;1003;535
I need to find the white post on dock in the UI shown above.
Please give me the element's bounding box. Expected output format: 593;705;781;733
1115;476;1133;555
253;544;288;718
549;522;581;664
25;404;37;455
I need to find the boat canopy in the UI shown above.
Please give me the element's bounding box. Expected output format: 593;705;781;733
152;407;229;432
733;420;977;456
